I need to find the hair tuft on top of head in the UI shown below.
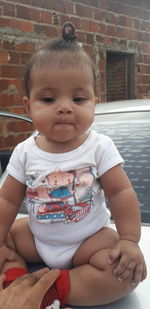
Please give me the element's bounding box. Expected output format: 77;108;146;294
62;22;77;41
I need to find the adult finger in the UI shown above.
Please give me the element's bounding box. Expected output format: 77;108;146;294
9;268;50;288
29;269;60;301
0;274;6;290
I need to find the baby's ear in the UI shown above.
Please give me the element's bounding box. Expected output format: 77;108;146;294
23;96;30;114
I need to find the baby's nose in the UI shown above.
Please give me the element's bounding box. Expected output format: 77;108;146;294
56;102;73;114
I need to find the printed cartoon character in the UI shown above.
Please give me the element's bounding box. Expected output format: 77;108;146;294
27;167;96;224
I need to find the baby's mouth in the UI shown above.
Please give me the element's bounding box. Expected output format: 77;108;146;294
54;122;74;128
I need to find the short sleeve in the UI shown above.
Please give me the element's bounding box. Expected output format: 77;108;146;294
6;143;26;184
96;135;124;177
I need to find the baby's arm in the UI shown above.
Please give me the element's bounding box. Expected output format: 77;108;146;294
0;174;26;268
100;164;147;284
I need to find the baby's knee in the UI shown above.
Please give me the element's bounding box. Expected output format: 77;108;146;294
89;248;137;299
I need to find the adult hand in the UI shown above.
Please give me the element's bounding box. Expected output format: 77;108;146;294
108;239;147;285
0;268;60;309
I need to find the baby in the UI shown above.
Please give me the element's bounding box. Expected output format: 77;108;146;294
0;22;147;308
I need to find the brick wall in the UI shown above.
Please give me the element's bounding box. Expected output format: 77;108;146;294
0;0;150;149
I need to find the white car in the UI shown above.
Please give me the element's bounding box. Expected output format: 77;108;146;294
0;99;150;309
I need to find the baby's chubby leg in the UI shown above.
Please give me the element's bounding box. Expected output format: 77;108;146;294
10;217;42;263
73;226;119;266
1;217;42;274
67;227;137;306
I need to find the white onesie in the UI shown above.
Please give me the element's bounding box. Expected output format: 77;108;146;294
7;130;123;269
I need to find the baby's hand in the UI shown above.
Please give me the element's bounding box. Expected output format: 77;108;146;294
108;239;147;285
0;243;15;269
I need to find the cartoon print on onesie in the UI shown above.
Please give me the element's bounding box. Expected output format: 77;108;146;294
26;167;96;224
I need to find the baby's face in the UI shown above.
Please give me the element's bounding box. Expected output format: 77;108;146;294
23;64;97;152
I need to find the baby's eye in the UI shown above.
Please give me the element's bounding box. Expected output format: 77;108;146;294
41;97;55;103
73;97;86;103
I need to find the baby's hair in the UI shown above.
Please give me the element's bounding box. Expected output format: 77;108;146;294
24;22;96;97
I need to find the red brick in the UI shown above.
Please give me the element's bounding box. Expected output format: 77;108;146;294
7;120;33;133
1;135;16;148
11;18;33;33
140;65;150;74
8;51;20;64
21;21;33;32
95;34;104;43
46;26;57;38
34;23;57;38
10;80;23;93
75;4;93;18
139;74;150;84
31;0;45;9
9;18;22;30
99;60;105;72
10;19;33;33
77;0;91;5
44;0;55;10
90;21;99;33
10;107;25;114
86;33;94;45
99;23;107;34
30;8;41;22
118;15;128;27
141;21;150;32
15;42;35;52
6;0;31;4
1;65;24;78
2;2;15;17
34;24;47;35
138;84;150;94
0;136;6;149
15;42;27;52
16;5;30;20
64;2;74;14
0;79;9;91
53;0;65;13
1;94;15;107
133;19;141;30
90;0;98;7
0;17;10;27
26;43;36;52
103;36;113;44
99;0;107;9
77;31;86;43
105;1;124;14
0;51;8;63
0;122;3;136
93;9;104;21
143;55;150;64
107;25;116;36
14;94;23;106
81;20;91;32
41;11;52;24
9;19;33;32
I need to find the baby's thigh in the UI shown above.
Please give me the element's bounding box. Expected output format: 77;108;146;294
10;217;42;263
73;227;119;266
